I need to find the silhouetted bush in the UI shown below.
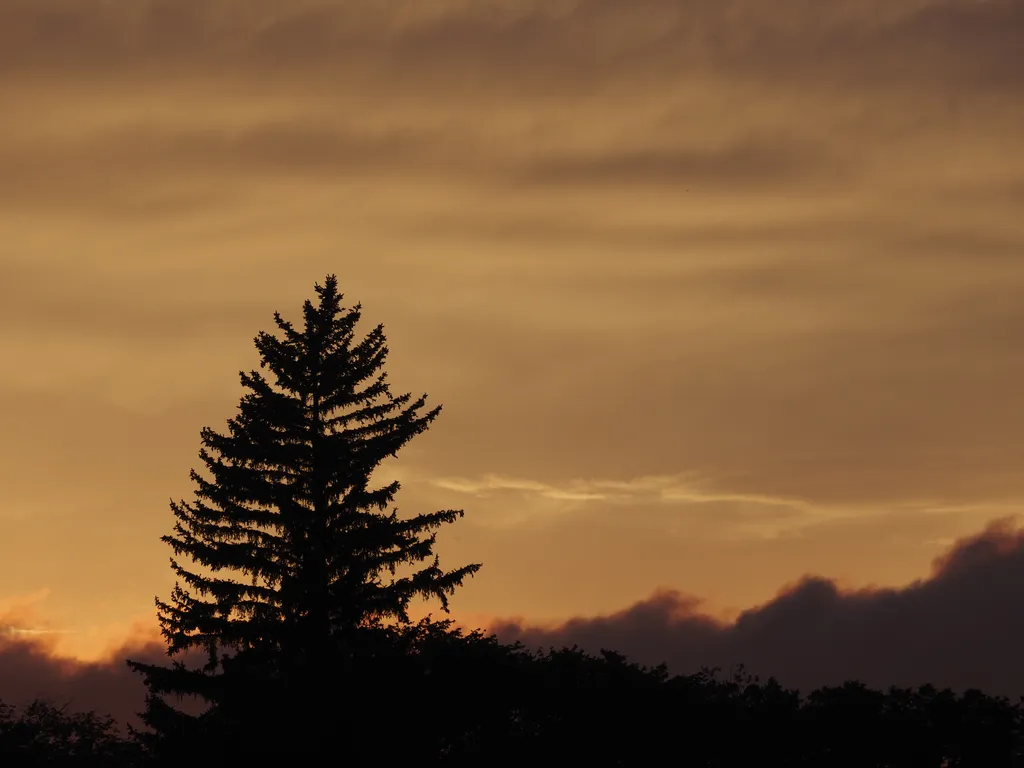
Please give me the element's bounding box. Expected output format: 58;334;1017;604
0;699;145;767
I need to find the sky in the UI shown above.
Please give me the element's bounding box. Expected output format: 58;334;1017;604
2;0;1024;722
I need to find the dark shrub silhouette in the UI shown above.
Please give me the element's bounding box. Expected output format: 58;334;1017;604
0;698;145;766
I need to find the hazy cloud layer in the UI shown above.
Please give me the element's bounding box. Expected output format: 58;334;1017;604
3;1;1022;94
2;0;1024;648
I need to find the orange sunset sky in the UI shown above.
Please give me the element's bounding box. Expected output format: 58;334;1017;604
2;0;1024;708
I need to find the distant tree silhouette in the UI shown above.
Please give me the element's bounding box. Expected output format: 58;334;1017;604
7;640;1024;764
126;275;480;760
0;698;145;767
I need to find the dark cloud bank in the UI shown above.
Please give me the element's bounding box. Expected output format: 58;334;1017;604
491;518;1024;697
0;638;166;728
5;519;1024;726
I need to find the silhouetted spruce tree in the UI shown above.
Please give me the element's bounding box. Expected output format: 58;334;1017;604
127;275;480;758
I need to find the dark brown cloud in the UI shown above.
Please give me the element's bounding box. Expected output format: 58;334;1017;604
4;0;1020;218
0;598;208;731
0;126;840;197
0;634;166;729
489;519;1024;697
511;138;844;191
0;122;461;187
3;1;1022;95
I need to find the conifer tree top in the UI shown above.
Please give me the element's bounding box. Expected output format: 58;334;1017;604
128;275;481;736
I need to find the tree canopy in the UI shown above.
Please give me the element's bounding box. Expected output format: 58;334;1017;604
126;275;480;758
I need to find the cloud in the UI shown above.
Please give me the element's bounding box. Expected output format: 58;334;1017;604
0;113;842;214
3;1;1022;95
0;121;466;188
488;519;1024;697
0;594;173;729
429;472;820;531
0;259;277;345
434;474;606;502
0;638;169;731
510;139;846;191
4;0;1021;219
393;238;1024;509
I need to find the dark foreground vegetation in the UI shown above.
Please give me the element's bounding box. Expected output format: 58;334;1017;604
4;275;1021;765
4;650;1024;766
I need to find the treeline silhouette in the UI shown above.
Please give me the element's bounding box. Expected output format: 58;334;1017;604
4;275;1023;766
5;650;1024;766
